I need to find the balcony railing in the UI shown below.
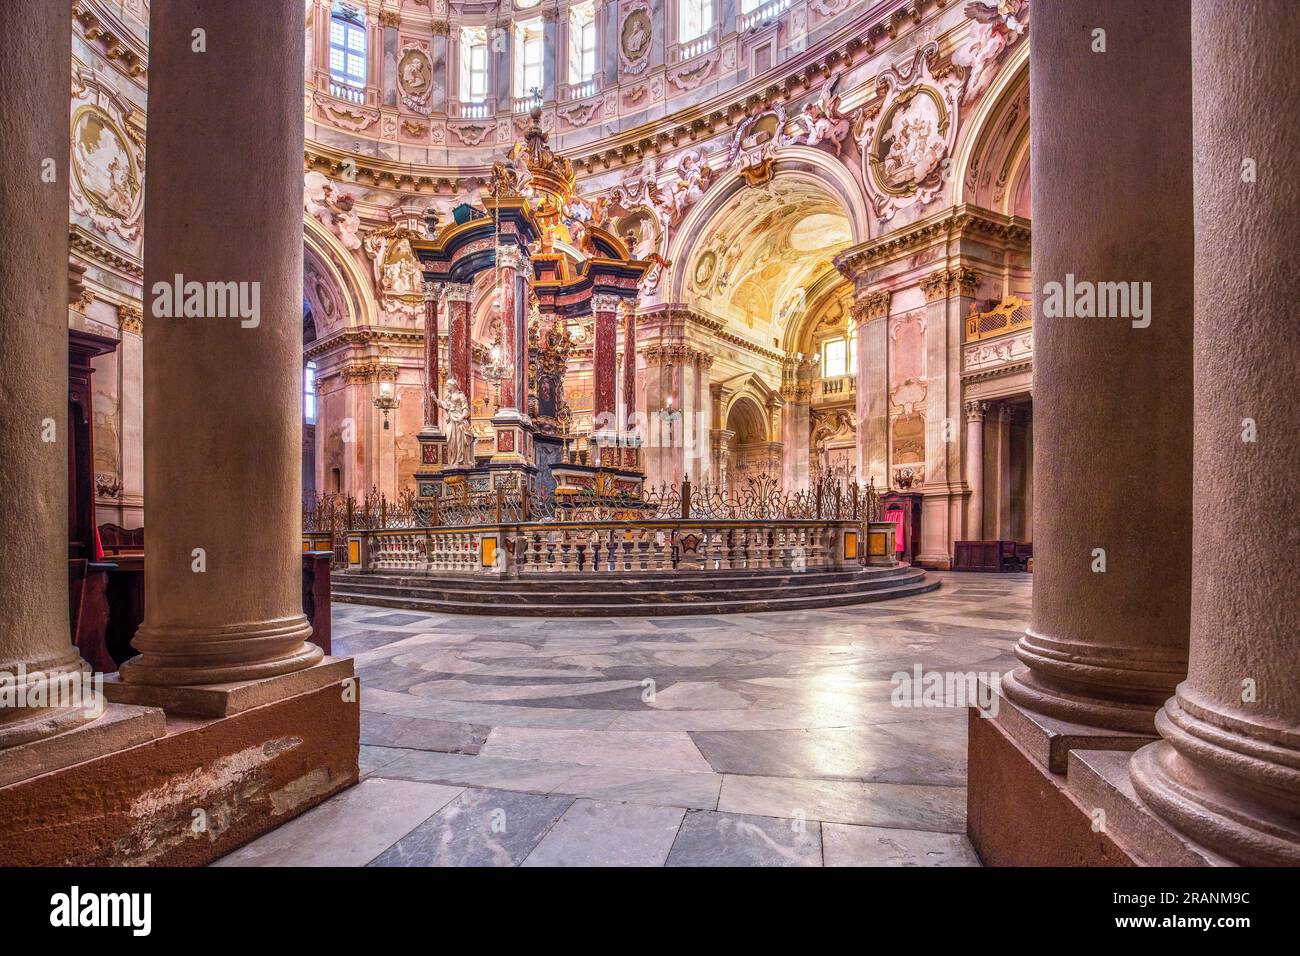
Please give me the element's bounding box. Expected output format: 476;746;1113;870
452;98;494;119
817;375;856;400
739;0;794;32
966;295;1033;342
561;78;600;102
329;81;364;105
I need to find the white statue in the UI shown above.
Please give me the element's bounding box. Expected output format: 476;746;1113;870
953;1;1030;104
432;376;475;469
304;170;362;250
786;75;853;156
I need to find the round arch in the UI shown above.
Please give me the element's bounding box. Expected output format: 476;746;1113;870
304;214;377;333
951;43;1030;212
666;145;872;304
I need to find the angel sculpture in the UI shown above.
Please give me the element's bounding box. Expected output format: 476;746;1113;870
952;0;1030;104
432;376;475;469
785;74;854;156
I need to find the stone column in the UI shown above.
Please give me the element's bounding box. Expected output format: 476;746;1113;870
445;282;473;403
119;0;323;688
854;290;891;488
1001;0;1194;733
0;4;101;747
1129;0;1300;865
991;402;1013;537
781;370;812;490
964;401;987;539
591;293;619;443
917;267;980;568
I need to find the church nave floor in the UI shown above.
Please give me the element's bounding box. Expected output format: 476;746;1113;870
217;572;1031;867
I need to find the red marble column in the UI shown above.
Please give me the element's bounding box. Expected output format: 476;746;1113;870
592;293;619;441
1129;0;1300;866
445;282;472;403
622;301;637;438
493;247;519;410
423;282;440;430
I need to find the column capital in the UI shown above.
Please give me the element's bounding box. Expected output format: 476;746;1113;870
496;244;528;271
964;400;989;422
853;288;892;323
921;267;981;301
443;282;474;303
591;292;623;313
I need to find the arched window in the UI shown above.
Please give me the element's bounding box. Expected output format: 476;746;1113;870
570;2;599;84
328;3;366;100
679;0;715;43
461;26;490;102
514;18;545;98
304;361;318;424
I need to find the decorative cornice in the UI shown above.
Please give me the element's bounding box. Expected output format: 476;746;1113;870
305;326;426;360
70;227;143;279
73;0;148;78
835;205;1032;279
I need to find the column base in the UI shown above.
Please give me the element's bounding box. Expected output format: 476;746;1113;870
1001;664;1170;739
120;614;322;688
106;655;351;718
0;651;100;749
0;666;358;866
1128;698;1300;866
967;703;1139;866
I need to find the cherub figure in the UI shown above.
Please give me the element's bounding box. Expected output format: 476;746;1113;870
953;0;1030;103
786;74;853;156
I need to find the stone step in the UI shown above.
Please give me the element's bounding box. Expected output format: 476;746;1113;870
332;564;913;593
330;567;937;617
331;566;925;606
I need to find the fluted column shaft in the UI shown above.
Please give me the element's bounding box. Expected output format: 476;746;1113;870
964;402;986;539
122;0;321;686
1003;0;1195;732
1130;0;1300;865
0;3;100;747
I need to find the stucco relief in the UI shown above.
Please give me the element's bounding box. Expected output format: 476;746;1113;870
304;171;363;251
363;225;426;319
856;42;962;225
313;93;380;132
69;90;145;244
953;0;1030;104
619;1;653;76
397;43;434;114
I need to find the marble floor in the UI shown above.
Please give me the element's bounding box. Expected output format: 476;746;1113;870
217;571;1031;867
